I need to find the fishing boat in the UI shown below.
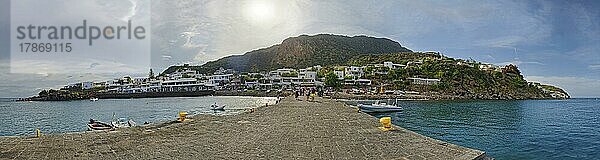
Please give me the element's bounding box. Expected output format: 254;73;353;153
210;103;225;111
87;119;113;131
358;100;403;113
89;97;99;101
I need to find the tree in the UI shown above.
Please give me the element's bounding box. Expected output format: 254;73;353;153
325;72;342;89
149;69;155;79
39;90;48;96
502;64;521;76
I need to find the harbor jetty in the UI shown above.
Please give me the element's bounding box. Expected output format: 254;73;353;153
0;97;489;159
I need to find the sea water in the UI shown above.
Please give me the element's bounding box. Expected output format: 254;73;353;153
2;97;598;159
0;96;277;136
347;98;600;160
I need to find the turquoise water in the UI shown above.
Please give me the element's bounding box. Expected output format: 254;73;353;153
347;98;600;160
0;96;277;136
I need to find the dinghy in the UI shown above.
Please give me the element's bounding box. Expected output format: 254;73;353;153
87;119;113;131
210;103;225;111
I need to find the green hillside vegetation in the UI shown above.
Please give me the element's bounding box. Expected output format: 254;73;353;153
161;34;569;99
312;52;553;99
162;34;412;74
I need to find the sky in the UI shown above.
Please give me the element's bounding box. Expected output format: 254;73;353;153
0;0;599;98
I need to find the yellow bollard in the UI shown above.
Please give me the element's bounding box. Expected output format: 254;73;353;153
35;128;41;138
178;112;188;122
378;117;394;131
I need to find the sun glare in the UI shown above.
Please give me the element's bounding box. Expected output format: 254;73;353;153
244;0;275;25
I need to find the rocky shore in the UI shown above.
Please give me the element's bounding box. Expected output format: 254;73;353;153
20;88;568;102
328;91;569;100
0;96;490;159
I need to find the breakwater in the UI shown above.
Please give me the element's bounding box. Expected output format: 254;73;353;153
0;96;488;159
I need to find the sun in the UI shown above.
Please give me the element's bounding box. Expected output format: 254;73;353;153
244;0;275;25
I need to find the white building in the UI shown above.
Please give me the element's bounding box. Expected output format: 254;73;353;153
344;66;365;79
343;79;372;86
160;78;210;92
299;69;317;80
207;74;234;86
334;70;345;79
383;62;406;69
169;68;200;80
133;77;148;84
269;68;296;79
407;78;441;85
406;61;423;67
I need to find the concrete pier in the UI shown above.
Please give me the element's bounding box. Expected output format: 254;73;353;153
0;97;487;159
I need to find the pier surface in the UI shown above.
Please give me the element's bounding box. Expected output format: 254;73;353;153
0;97;487;159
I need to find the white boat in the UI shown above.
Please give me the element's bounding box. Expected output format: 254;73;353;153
358;100;402;113
210;103;225;111
90;98;99;101
111;118;136;128
371;101;396;108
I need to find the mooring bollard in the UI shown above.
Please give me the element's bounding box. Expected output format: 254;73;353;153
378;117;394;131
35;128;41;138
178;111;188;122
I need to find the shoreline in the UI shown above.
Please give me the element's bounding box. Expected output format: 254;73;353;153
0;96;491;159
17;89;569;102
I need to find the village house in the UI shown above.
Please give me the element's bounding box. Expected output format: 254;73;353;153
345;66;365;79
298;69;317;80
383;62;406;69
407;77;441;85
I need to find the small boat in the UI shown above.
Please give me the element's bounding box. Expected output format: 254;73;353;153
358;100;402;113
90;98;99;101
371;101;396;108
210;103;225;111
358;104;403;113
87;119;113;131
111;118;136;128
110;113;136;128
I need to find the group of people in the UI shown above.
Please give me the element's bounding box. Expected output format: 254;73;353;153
293;87;324;101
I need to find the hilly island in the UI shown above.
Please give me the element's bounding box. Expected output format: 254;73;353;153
24;34;569;101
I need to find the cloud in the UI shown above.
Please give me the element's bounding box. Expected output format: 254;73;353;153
9;0;151;74
589;64;600;70
89;63;101;69
11;58;145;74
121;0;139;21
525;76;600;98
497;60;545;66
0;59;146;97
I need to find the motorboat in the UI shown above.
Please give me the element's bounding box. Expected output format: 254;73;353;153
90;97;99;101
358;100;403;113
87;119;113;131
370;101;396;108
210;103;225;111
358;104;403;113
